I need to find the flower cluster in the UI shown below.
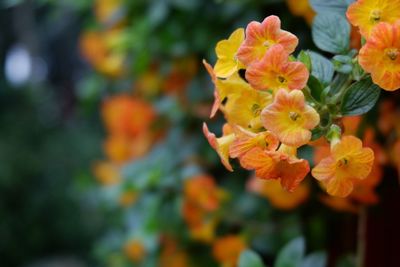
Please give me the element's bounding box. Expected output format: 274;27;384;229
347;0;400;91
204;15;376;198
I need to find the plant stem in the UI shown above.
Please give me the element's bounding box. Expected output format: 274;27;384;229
356;206;367;267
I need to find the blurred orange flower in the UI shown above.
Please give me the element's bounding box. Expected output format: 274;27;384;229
94;0;123;25
92;161;121;186
102;95;156;137
160;237;189;267
103;133;153;163
123;239;146;263
247;176;310;210
119;190;138;207
286;0;315;25
182;175;226;243
212;235;247;267
80;30;125;77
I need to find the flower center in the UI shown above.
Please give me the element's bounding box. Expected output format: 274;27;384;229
263;40;271;47
386;48;399;61
289;111;300;121
337;158;349;168
251;103;261;116
370;10;381;22
277;75;287;84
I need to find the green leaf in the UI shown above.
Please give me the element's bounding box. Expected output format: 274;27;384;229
330;73;350;95
310;0;354;14
311;127;325;141
340;77;380;116
300;252;327;267
307;75;324;102
309;52;334;86
298;50;312;71
238;250;265;267
275;237;305;267
312;13;350;54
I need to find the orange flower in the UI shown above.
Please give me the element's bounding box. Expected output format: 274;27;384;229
119;190;138;207
162;57;198;95
229;128;279;159
312;136;374;197
189;218;218;243
124;239;146;263
92;161;121;185
102;95;156;136
247;176;310;210
286;0;315;25
212;235;247;267
240;146;310;192
246;45;309;91
203;123;235;171
346;0;400;38
94;0;123;25
261;89;319;147
160;237;188;267
182;175;225;243
358;21;400;91
80;30;125;77
237;15;298;66
103;134;153;163
184;175;222;212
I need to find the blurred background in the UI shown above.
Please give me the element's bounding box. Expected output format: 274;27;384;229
0;1;399;267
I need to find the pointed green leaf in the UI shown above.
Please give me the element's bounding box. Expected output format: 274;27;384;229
340;77;380;116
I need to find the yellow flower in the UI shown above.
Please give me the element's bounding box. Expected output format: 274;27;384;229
229;127;279;158
226;88;272;131
203;123;235;171
346;0;400;38
261;89;320;147
214;28;245;78
312;135;374;197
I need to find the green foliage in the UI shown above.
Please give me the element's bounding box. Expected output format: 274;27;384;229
274;237;305;267
340;77;381;116
309;52;334;86
310;0;354;14
312;13;350;54
238;250;266;267
300;252;327;267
